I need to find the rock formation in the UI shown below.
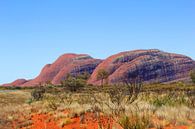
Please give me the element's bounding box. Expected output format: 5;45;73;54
2;79;28;87
2;50;195;86
88;49;195;85
3;54;102;86
21;54;102;86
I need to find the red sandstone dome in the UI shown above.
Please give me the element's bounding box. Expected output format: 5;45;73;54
2;79;28;87
88;49;195;85
2;50;195;87
20;53;102;86
2;53;102;87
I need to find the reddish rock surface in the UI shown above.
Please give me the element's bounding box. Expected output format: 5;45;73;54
2;79;28;87
2;50;195;87
88;49;195;85
52;58;102;84
21;54;102;86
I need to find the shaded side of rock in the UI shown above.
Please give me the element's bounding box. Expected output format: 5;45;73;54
88;49;195;85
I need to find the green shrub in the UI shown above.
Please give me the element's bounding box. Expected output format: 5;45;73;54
31;87;45;101
176;81;186;87
152;96;170;107
96;69;109;86
25;98;33;105
61;74;86;92
149;92;189;107
190;69;195;84
77;72;90;80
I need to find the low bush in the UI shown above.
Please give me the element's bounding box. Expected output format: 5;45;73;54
61;74;86;92
147;92;189;107
190;69;195;84
43;94;59;111
31;87;45;101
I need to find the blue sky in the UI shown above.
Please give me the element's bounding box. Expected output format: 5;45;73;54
0;0;194;84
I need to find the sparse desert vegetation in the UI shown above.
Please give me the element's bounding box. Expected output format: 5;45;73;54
190;69;195;84
1;80;195;129
1;0;194;128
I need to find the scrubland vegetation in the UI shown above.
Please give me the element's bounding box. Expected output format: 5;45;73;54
190;69;195;84
0;76;195;129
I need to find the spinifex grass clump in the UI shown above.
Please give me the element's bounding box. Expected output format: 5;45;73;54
119;113;150;129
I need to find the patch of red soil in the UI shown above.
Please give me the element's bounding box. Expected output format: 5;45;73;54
30;111;120;129
31;114;60;129
13;111;192;129
163;126;189;129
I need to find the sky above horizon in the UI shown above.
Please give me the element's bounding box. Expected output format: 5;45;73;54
0;0;194;84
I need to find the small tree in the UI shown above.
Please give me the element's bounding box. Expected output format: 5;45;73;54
97;69;109;86
106;80;142;116
190;69;195;84
77;72;90;80
62;74;86;92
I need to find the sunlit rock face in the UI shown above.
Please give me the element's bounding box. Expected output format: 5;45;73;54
88;49;195;85
3;50;195;87
20;54;102;86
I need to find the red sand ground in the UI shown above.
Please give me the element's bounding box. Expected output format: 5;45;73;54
29;110;122;129
12;110;191;129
